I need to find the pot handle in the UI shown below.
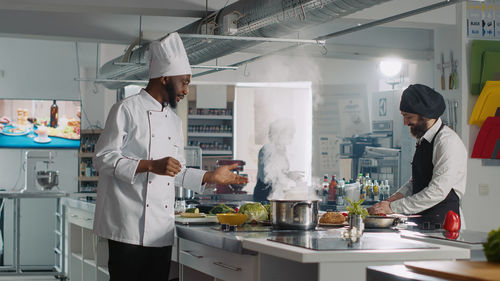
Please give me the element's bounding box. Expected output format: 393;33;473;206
291;202;312;210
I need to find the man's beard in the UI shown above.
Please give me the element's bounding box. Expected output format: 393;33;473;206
409;117;428;138
165;81;177;109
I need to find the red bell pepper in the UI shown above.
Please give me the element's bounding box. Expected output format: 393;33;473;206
443;210;460;232
445;231;460;240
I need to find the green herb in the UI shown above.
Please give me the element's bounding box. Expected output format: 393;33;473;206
483;227;500;263
346;198;369;219
209;204;235;214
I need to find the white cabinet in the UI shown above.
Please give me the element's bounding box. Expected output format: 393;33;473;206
179;238;258;281
66;205;179;281
67;207;109;281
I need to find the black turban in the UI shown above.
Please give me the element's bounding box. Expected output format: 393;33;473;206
399;84;446;119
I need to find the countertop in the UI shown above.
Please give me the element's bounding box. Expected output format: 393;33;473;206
63;197;471;264
0;190;69;198
176;224;470;262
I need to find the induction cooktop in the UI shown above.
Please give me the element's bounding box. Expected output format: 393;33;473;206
268;233;439;251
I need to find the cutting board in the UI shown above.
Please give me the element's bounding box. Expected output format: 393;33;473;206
175;215;218;225
405;261;500;281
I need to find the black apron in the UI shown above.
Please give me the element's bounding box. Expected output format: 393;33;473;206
411;123;460;228
253;179;271;203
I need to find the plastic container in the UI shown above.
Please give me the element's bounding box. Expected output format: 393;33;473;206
344;182;361;202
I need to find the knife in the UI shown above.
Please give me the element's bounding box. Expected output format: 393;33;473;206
441;53;446;90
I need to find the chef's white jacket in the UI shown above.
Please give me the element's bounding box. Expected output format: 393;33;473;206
391;119;467;219
93;90;206;247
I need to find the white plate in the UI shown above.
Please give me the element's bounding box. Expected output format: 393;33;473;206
34;137;51;143
1;126;29;136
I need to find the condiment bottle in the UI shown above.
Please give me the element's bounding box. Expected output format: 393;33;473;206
50;100;58;128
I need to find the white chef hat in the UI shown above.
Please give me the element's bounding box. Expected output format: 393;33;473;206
148;32;192;79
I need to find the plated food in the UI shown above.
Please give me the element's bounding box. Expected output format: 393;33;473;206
1;124;29;136
180;212;206;218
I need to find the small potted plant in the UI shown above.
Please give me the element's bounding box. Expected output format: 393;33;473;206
345;198;368;235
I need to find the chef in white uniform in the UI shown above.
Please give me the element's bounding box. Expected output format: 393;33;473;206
93;32;247;281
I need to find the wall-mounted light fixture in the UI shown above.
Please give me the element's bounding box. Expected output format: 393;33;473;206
379;58;402;77
379;58;404;90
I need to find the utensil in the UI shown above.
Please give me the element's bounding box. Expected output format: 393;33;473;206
441;53;446;90
363;215;397;228
36;170;59;190
270;199;319;230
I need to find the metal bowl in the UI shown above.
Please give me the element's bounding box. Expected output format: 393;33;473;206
36;171;59;190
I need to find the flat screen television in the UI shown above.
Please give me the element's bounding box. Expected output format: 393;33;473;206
0;99;81;149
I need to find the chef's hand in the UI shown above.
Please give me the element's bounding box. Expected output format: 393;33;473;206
368;201;393;215
137;157;182;177
202;163;249;185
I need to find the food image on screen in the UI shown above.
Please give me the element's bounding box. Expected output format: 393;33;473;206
0;99;81;149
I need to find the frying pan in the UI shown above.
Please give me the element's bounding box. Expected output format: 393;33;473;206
363;216;398;228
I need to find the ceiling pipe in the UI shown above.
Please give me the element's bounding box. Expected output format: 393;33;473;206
97;0;390;89
193;0;463;78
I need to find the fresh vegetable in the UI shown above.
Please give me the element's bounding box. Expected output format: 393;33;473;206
238;202;268;223
185;207;199;213
443;210;461;232
445;231;459;240
263;203;271;220
345;198;368;219
208;204;235;214
483;227;500;263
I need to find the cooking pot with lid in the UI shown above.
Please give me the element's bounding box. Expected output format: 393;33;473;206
271;199;319;230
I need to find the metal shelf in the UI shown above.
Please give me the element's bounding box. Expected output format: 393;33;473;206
187;132;232;137
188;114;232;120
202;151;233;155
78;176;99;181
79;152;95;158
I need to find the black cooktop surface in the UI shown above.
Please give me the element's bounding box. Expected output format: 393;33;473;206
268;233;439;251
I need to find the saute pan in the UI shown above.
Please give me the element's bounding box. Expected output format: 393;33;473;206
363;216;398;228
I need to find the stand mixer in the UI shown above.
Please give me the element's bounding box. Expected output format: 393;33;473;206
21;150;59;192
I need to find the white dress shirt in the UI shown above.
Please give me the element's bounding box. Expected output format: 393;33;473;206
93;90;206;247
391;119;467;215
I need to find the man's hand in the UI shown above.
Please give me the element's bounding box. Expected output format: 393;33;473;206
137;157;182;177
0;116;10;124
203;163;249;185
368;201;394;215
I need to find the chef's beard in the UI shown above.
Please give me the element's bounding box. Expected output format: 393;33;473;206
409;117;428;138
164;81;177;109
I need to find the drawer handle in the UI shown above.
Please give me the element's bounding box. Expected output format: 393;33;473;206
184;250;203;259
213;261;242;272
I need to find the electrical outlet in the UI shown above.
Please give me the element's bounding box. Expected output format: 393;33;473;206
478;183;489;196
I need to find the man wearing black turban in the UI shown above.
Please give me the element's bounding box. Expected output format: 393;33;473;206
369;84;467;229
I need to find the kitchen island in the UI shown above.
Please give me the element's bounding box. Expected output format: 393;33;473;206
63;198;470;281
176;224;470;281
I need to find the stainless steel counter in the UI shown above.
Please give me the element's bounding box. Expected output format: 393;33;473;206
0;190;68;198
176;224;265;254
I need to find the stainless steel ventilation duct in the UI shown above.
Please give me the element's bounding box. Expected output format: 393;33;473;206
98;0;389;89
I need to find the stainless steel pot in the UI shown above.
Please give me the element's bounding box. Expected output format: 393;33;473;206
175;186;194;200
270;200;319;230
